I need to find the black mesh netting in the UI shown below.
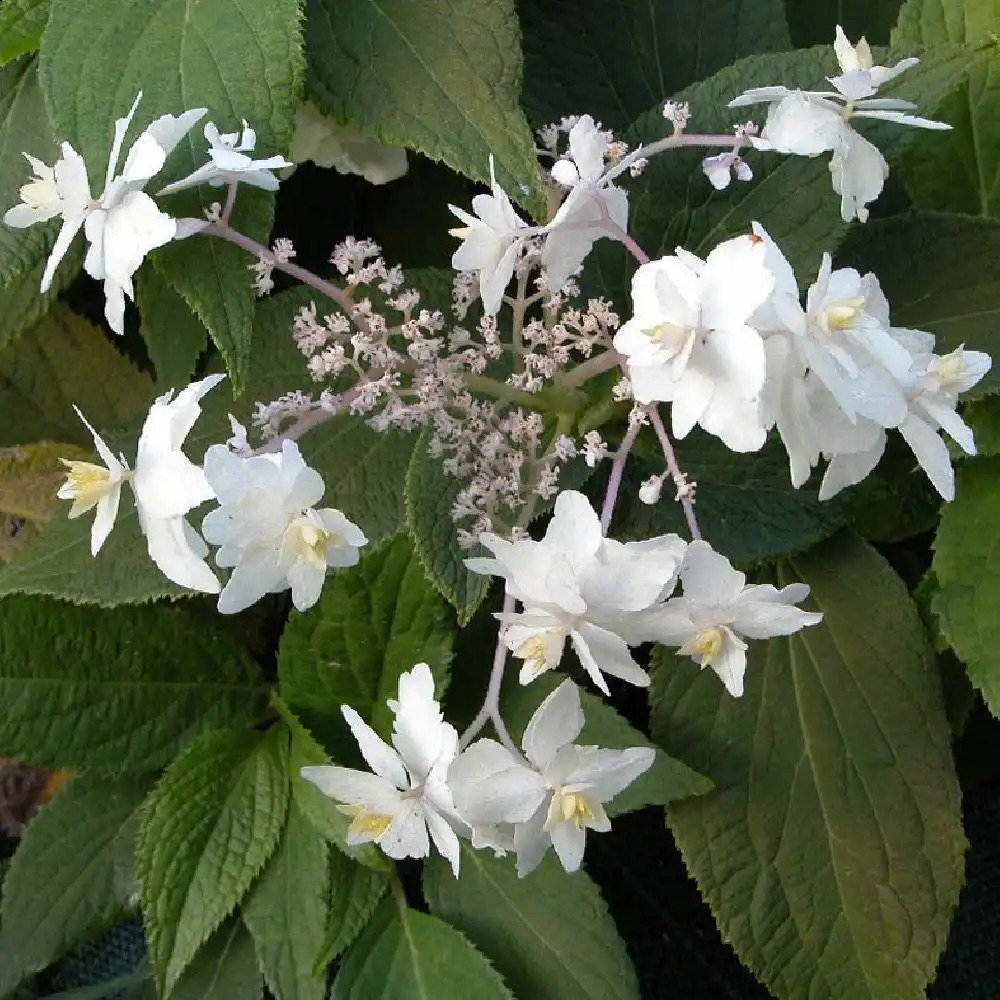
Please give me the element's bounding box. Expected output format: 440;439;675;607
45;778;1000;999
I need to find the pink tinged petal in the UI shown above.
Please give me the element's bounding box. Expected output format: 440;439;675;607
424;806;462;876
91;482;123;555
341;705;408;789
41;210;88;292
567;746;656;802
898;413;955;501
702;153;733;190
571;623;650;692
514;802;552;877
548;818;588;873
140;514;220;593
522;679;585;770
680;540;746;606
449;740;548;824
700;238;774;330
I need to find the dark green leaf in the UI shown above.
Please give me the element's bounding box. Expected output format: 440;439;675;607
424;846;639;1000
786;0;902;47
319;848;388;968
172;919;263;1000
136;267;209;388
0;0;49;66
652;534;964;1000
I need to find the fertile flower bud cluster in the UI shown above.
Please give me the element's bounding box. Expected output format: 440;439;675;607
302;662;657;878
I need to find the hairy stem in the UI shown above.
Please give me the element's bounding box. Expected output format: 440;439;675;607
647;405;701;540
600;415;642;534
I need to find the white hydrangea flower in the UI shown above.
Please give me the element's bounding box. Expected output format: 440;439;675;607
158;121;293;195
202;439;367;613
449;680;655;877
4;93;206;333
613;233;774;452
288;102;408;184
448;154;531;314
465;490;686;694
701;150;753;190
57;407;130;556
541;114;629;292
58;374;224;593
635;541;823;696
301;663;464;875
729;26;949;222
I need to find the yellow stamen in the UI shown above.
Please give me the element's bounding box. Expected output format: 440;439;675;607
59;460;112;516
681;626;726;667
341;804;393;841
285;514;332;566
559;791;596;828
647;321;688;351
822;297;865;332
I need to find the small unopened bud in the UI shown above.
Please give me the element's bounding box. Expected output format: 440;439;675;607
639;474;664;505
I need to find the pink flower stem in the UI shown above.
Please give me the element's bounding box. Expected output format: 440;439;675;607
460;593;519;754
600;415;642;534
647;405;702;540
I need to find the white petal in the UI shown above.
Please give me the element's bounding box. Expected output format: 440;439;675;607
91;482;123;555
700;236;774;331
449;739;548;824
548;819;587;872
680;540;746;605
514;802;552;877
522;679;584;770
898;413;955;501
567;746;656;802
140;514;220;593
424;806;462;876
571;624;650;692
341;704;408;789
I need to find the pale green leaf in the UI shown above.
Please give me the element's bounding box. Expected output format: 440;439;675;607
405;427;491;625
136;267;209;388
424;846;639;1000
172;919;263;1000
278;534;454;753
0;595;266;772
0;57;54;286
931;457;1000;715
331;898;515;1000
652;534;964;1000
0;0;49;66
839;212;1000;397
0;776;152;996
500;675;712;817
520;0;791;130
306;0;544;217
136;726;289;997
243;799;330;1000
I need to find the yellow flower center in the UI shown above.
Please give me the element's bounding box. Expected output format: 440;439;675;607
558;791;596;829
647;321;689;352
936;352;965;390
285;514;332;566
683;626;726;666
821;298;865;332
60;460;113;514
341;804;393;842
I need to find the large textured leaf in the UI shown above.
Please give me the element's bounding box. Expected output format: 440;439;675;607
39;0;304;386
0;57;54;286
319;848;388;967
172;919;263;1000
424;847;639;1000
136;726;289;997
0;0;49;66
278;534;454;753
0;776;152;996
136;267;209;388
895;0;1000;216
0;595;266;772
243;799;330;1000
588;43;981;313
519;0;791;130
305;0;544;217
931;457;1000;716
405;427;491;625
331;899;514;1000
840;212;1000;397
651;534;964;1000
500;675;711;817
0;304;154;448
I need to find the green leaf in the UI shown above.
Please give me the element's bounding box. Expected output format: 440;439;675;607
0;595;266;772
424;846;639;1000
894;0;1000;216
499;675;712;817
278;534;454;752
652;534;964;1000
0;0;49;66
931;457;1000;715
839;212;1000;397
331;898;515;1000
405;427;491;624
0;303;154;448
39;0;305;387
319;848;388;968
0;57;55;286
243;799;330;1000
966;395;1000;455
305;0;544;218
786;0;902;47
172;919;263;1000
136;726;289;997
136;267;209;388
520;0;791;131
0;776;152;996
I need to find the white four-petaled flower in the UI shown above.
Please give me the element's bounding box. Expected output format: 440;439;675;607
301;663;465;875
202;439;367;613
449;679;655;876
466;491;686;694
